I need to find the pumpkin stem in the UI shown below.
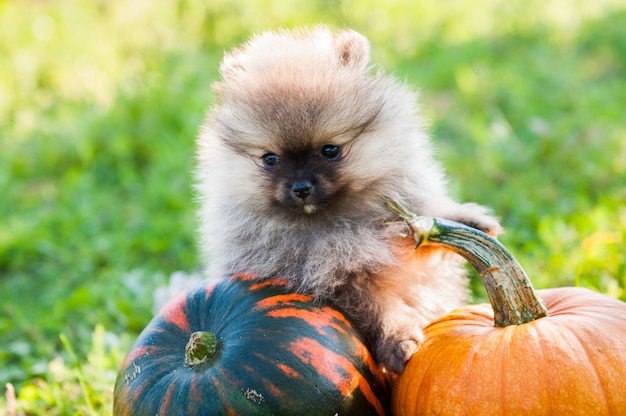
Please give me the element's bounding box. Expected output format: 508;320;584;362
185;331;218;367
386;200;548;327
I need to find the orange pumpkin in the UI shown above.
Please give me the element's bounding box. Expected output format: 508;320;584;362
387;201;626;416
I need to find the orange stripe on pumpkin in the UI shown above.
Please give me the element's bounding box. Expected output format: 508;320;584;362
262;377;285;399
115;385;132;416
357;371;386;416
255;293;315;309
320;306;354;329
160;382;177;414
202;281;218;302
124;345;153;363
276;362;301;379
288;337;385;415
230;273;259;281
265;306;350;337
351;334;387;388
188;373;204;407
249;278;292;291
161;298;191;333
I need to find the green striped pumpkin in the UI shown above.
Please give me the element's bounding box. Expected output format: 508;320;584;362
113;273;389;415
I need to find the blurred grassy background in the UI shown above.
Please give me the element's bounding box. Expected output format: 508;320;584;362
1;0;625;413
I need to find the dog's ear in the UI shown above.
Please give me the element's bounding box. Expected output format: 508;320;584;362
333;29;370;70
219;46;247;82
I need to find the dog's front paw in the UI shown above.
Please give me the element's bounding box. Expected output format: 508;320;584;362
374;332;422;374
445;202;503;236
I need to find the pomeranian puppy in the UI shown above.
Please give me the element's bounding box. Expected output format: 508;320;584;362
196;26;502;374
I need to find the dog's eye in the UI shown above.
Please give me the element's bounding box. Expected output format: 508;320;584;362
262;152;279;168
320;144;341;160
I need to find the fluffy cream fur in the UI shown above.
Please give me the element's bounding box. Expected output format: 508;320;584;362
196;26;501;374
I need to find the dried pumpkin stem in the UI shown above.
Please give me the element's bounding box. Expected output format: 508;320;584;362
386;200;548;327
185;331;218;367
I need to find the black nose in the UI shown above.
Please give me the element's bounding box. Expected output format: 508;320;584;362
291;181;312;200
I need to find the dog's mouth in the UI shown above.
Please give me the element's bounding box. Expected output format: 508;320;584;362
281;196;321;215
279;193;328;216
302;203;318;215
274;175;345;217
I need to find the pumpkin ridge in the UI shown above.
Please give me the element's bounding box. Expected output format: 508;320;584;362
559;299;626;413
495;330;511;414
543;287;626;319
533;315;583;414
570;327;610;413
463;326;507;413
506;322;550;414
538;289;626;412
399;327;463;414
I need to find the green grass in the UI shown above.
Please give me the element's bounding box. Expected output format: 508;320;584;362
1;0;625;414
